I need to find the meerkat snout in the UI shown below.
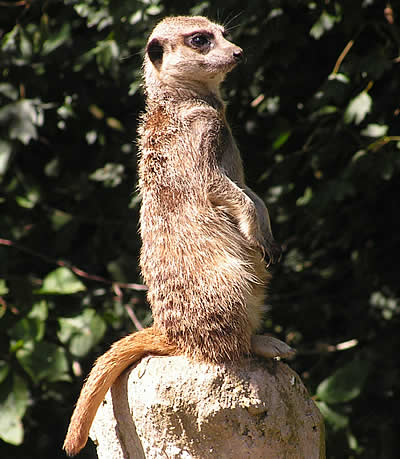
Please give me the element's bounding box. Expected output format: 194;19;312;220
233;48;243;63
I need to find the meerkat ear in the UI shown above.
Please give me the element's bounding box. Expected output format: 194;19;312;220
147;38;164;66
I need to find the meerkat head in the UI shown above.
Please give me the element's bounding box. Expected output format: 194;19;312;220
143;16;243;98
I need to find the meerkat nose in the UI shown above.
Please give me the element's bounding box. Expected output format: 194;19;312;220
233;49;244;62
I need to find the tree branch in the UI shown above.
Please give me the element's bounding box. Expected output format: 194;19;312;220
0;238;147;291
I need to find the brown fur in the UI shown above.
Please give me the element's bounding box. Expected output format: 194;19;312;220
63;16;292;456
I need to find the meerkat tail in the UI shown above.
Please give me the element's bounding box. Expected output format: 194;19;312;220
63;326;178;456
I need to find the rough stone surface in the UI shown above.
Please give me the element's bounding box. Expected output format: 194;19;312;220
90;355;325;459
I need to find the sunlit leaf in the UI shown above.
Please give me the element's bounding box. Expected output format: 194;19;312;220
19;28;32;58
328;73;350;83
90;162;125;187
0;279;9;295
129;80;141;95
10;301;48;344
0;100;39;145
10;317;44;344
95;39;119;74
15;188;39;209
316;359;371;404
310;8;342;39
0;374;29;445
344;91;372;125
360;123;388;138
316;401;349;431
58;308;107;357
1;25;18;52
296;187;313;206
0;416;23;446
16;341;70;384
42;23;71;55
309;105;338;120
36;267;86;295
0;83;18;101
0;140;12;177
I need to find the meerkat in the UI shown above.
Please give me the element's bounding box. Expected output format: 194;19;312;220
63;16;294;456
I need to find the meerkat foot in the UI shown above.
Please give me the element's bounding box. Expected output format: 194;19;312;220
251;334;295;359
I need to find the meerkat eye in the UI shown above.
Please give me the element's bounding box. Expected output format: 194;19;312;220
190;33;211;48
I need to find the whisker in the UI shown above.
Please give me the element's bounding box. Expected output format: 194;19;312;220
222;11;244;30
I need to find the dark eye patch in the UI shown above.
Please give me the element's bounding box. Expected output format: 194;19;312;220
191;34;210;47
184;31;214;50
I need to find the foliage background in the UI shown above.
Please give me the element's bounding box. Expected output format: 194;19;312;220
1;0;399;457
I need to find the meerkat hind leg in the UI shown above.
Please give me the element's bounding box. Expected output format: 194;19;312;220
251;335;295;359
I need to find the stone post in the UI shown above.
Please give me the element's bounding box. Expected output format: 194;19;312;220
90;355;325;459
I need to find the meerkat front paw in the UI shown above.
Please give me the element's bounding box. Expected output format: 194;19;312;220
251;335;295;359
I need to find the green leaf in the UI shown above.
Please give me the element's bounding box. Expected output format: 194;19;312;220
74;4;112;29
316;359;370;404
10;317;44;344
19;28;32;58
50;209;73;230
10;301;48;344
272;130;291;150
89;162;125;187
360;123;388;138
190;2;211;16
42;23;71;55
146;5;163;15
95;39;119;74
0;374;29;445
16;341;70;384
296;187;313;206
0;100;39;145
1;25;18;52
347;430;360;452
316;401;349;431
344;91;372;125
36;267;86;295
328;73;350;84
0;279;9;295
129;80;141;96
58;309;106;357
0;415;23;446
310;8;342;39
0;361;10;384
28;300;48;321
0;83;18;101
0;140;12;177
15;187;39;209
73;47;97;72
310;105;338;120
